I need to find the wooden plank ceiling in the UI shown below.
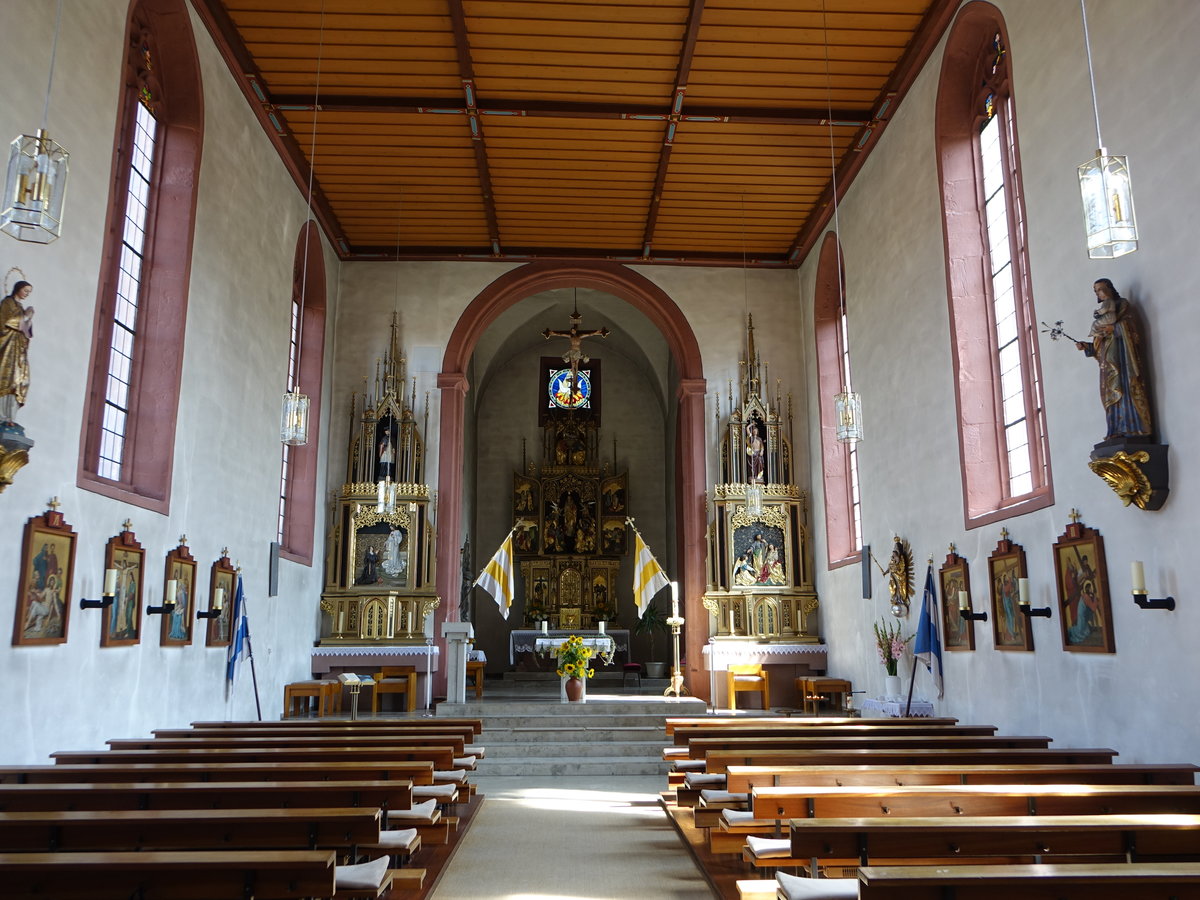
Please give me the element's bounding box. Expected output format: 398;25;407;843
192;0;956;266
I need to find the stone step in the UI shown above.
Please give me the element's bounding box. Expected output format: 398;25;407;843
477;757;672;777
483;726;663;742
461;715;671;731
438;698;706;719
481;740;667;759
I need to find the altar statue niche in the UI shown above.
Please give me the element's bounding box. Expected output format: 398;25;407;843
319;313;439;645
701;313;819;643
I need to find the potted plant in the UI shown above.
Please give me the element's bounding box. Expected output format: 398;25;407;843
873;618;911;699
634;600;670;678
550;634;596;701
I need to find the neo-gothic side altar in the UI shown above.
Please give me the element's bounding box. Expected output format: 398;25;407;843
318;317;440;648
701;316;821;707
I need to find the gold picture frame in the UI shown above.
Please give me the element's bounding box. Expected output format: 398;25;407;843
13;503;76;646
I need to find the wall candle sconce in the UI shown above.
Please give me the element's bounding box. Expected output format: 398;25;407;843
197;585;225;620
1017;577;1051;618
80;567;118;610
958;589;987;622
147;579;177;615
1131;560;1175;610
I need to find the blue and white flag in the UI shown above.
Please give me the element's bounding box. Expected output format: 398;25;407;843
226;574;249;695
914;564;944;699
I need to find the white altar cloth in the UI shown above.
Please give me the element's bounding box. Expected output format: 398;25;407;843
509;629;629;664
701;641;828;670
311;644;440;675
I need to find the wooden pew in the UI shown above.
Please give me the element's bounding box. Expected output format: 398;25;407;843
704;747;1119;775
856;862;1200;899
155;723;481;744
191;718;484;735
0;807;382;853
664;716;960;734
686;734;1053;758
0;779;412;815
670;723;999;746
725;762;1200;793
0;760;436;785
107;733;469;754
0;849;338;900
776;813;1200;869
50;744;459;770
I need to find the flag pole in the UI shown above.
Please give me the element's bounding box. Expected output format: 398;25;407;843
903;650;918;717
243;600;263;722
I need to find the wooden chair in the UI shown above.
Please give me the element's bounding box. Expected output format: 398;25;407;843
283;681;336;719
372;667;418;714
727;664;770;711
464;660;484;699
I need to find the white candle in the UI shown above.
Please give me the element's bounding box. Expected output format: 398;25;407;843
1131;561;1146;593
214;587;226;611
958;590;969;611
338;609;346;633
729;609;736;634
671;581;680;618
598;621;606;634
165;580;178;607
103;568;118;596
376;480;386;509
541;620;548;634
1018;577;1030;606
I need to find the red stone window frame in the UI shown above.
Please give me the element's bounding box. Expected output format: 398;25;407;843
934;1;1053;529
813;233;861;569
277;222;326;566
77;0;203;514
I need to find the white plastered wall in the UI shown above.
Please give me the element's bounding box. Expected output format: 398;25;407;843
0;0;338;763
801;0;1199;763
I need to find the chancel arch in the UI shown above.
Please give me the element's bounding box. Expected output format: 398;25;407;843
435;261;709;696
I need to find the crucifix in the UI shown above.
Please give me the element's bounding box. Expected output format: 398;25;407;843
542;306;609;397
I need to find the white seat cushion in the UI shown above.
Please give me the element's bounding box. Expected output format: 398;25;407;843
465;745;485;757
672;760;706;771
452;755;477;768
745;836;792;859
685;773;727;788
369;827;419;850
413;782;458;800
776;871;859;900
663;746;688;758
335;855;390;891
387;798;438;822
734;675;765;683
699;789;748;804
722;809;759;825
433;769;469;782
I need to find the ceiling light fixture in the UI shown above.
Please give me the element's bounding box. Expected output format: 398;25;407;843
1076;0;1137;259
1;0;69;243
281;0;327;446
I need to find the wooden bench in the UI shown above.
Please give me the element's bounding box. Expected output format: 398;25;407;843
664;716;960;734
775;813;1200;869
686;733;1053;759
670;723;999;746
466;660;485;698
0;807;382;853
154;723;481;744
856;862;1200;898
725;762;1200;793
189;717;484;735
50;744;459;770
0;760;437;786
798;677;853;715
107;732;468;755
704;747;1119;775
283;680;340;718
0;849;338;900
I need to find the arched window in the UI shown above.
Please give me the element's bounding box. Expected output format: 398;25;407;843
77;0;203;512
277;221;326;565
814;233;862;568
935;1;1052;528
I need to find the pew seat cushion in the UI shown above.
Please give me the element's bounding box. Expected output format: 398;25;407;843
722;809;760;825
453;755;478;769
388;799;438;821
413;783;458;800
699;789;749;805
663;746;689;758
673;760;707;771
465;745;485;757
335;855;391;891
434;769;469;782
745;836;792;859
371;827;419;850
685;772;727;788
776;871;858;900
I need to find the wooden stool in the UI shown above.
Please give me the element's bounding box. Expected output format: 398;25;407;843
372;666;418;714
798;677;853;715
465;660;485;699
283;680;335;718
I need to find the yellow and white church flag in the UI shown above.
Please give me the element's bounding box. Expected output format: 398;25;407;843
632;528;670;618
474;530;516;619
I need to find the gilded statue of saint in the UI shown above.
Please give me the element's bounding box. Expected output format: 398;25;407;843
0;280;34;426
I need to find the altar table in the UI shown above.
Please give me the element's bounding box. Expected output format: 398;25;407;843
862;697;936;718
509;629;629;665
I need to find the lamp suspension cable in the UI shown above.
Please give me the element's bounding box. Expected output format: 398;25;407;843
821;0;862;443
1080;0;1104;153
281;0;327;445
39;0;63;138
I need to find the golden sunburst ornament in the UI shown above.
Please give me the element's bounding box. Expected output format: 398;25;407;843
887;536;914;616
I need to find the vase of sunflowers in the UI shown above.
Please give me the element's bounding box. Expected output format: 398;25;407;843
552;634;595;702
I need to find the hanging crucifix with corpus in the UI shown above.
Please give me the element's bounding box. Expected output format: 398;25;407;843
542;307;609;400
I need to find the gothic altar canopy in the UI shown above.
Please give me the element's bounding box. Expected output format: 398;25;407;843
319;315;439;645
703;315;819;643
